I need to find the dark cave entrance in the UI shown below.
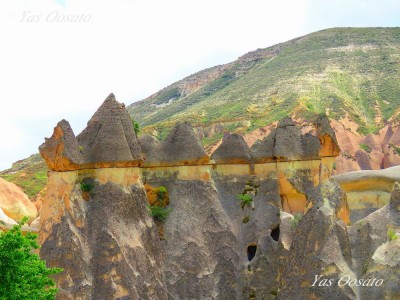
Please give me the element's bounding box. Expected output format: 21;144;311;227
270;225;280;242
247;244;257;262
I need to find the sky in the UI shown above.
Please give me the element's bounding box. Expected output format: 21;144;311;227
0;0;399;170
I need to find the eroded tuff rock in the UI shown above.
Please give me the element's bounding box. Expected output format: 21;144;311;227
0;177;37;223
77;93;142;168
39;171;167;300
39;119;84;171
211;133;252;164
140;122;209;167
315;114;340;157
278;198;356;299
38;98;400;299
40;94;143;171
334;165;400;223
348;182;400;300
251;117;327;163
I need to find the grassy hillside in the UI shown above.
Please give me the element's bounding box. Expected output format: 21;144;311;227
128;27;400;139
0;154;47;199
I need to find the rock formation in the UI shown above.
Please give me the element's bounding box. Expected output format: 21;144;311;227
251;116;333;163
140;121;209;167
39;93;143;171
211;133;252;164
334;165;400;223
39;120;84;171
38;95;399;299
0;177;37;224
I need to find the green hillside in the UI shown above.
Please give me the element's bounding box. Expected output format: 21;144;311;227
128;27;400;138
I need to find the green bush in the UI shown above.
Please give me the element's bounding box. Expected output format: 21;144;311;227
131;118;140;134
236;194;253;209
0;217;63;299
80;181;94;193
387;228;398;241
149;205;171;222
156;186;167;200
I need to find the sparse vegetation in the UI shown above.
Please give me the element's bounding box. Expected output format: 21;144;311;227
243;216;250;224
156;186;167;200
291;213;303;228
131;117;140;134
387;228;398;241
0;154;48;199
236;194;253;209
390;144;400;156
149;205;171;222
360;143;372;153
128;28;400;143
80;181;94;193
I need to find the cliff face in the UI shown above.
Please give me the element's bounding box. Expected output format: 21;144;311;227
38;95;398;299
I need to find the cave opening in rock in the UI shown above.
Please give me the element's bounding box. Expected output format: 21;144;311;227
270;225;280;242
247;245;257;262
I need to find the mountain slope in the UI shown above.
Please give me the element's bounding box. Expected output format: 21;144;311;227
128;27;400;138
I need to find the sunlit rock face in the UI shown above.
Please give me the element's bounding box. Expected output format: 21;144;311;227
39;94;398;299
0;177;37;224
334;165;400;223
39;119;84;171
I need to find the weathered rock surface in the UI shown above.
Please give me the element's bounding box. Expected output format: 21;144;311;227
211;133;252;164
0;177;37;223
251;117;326;163
278;201;356;299
348;182;400;300
141;122;209;167
39;94;143;170
37;99;400;299
77;93;142;168
334;165;400;223
315;114;340;157
39;171;167;300
39;120;84;171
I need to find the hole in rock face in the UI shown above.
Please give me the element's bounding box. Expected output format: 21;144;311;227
247;245;257;262
270;225;280;242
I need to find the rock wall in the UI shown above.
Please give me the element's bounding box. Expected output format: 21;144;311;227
38;95;398;299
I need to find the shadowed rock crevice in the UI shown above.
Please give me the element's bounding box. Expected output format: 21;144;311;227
247;244;257;262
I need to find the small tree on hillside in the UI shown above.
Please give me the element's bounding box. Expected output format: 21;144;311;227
0;218;62;300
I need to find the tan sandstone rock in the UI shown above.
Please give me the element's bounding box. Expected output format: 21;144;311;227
0;177;37;223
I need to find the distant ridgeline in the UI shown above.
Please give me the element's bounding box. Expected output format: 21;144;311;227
37;94;400;299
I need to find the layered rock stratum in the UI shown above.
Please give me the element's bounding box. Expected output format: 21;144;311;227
38;95;399;299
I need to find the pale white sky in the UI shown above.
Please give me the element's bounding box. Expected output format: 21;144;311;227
0;0;399;170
